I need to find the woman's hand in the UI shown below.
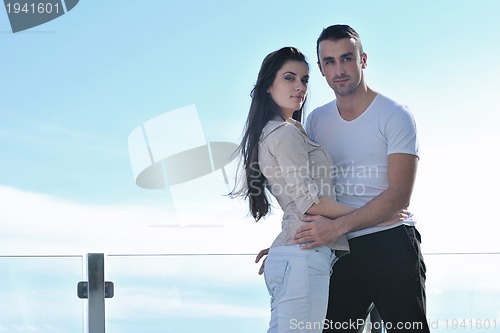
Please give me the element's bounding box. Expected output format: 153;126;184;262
255;248;269;275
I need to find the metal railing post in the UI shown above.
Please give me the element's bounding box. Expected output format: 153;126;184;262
78;253;114;333
87;253;105;333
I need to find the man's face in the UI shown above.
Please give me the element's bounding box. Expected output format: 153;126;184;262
317;38;367;97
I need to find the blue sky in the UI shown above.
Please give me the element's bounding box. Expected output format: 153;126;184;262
1;0;499;253
1;0;500;331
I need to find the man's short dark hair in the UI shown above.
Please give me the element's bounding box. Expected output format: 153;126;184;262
316;24;363;63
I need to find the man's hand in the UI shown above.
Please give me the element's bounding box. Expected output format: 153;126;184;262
375;208;410;227
255;248;269;275
294;215;344;250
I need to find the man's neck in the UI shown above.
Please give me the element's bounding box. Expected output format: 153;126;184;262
336;86;377;121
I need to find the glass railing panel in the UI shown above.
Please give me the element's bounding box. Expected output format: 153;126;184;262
106;254;269;332
1;253;497;332
425;253;500;332
0;255;84;333
106;253;500;333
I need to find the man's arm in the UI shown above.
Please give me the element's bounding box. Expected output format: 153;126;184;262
294;153;418;249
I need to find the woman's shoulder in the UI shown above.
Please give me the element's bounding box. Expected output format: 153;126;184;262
261;119;304;143
261;119;286;137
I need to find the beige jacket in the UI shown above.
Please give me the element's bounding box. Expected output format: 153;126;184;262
258;117;349;254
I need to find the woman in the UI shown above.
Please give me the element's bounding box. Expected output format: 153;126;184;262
232;47;356;333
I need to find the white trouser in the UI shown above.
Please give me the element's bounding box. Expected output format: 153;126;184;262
264;244;335;333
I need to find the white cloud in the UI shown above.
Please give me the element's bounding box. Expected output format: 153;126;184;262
0;185;275;330
410;127;500;254
108;289;268;319
0;185;281;256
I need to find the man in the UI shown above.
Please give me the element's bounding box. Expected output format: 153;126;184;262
294;25;430;332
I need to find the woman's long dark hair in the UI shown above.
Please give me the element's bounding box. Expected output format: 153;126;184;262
232;47;309;221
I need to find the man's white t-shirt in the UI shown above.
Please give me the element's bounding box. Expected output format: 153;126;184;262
305;93;419;239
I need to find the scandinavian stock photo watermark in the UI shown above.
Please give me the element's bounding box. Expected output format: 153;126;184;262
3;0;79;33
248;161;381;197
290;318;425;331
290;318;498;331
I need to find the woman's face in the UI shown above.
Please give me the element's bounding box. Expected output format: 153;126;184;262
267;60;309;118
